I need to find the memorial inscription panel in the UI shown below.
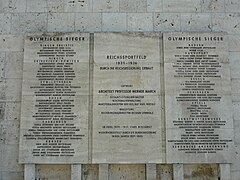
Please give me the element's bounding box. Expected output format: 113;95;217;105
92;33;164;163
19;32;234;164
164;32;234;163
19;33;89;163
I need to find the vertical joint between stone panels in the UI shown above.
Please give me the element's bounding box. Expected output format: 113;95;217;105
146;164;157;180
99;164;109;180
71;164;82;180
88;33;94;163
173;164;184;180
219;163;231;180
160;33;166;163
24;164;36;180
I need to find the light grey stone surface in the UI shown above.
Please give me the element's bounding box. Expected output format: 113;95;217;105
173;164;184;180
201;0;225;12
93;0;119;12
26;0;47;12
164;32;234;163
102;13;126;32
48;13;75;32
127;13;153;31
154;13;181;32
120;0;147;12
163;0;201;12
147;0;162;12
225;0;240;12
0;35;24;51
0;13;11;34
180;13;212;31
75;13;102;32
212;13;240;34
92;33;163;163
11;13;47;34
109;164;145;180
19;33;89;163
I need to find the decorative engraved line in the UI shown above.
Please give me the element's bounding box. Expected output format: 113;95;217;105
160;33;166;163
88;33;94;163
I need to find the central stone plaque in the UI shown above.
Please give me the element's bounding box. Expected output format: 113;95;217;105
92;33;164;163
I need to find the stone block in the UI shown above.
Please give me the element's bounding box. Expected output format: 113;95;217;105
5;52;23;79
127;13;153;31
36;164;71;180
228;35;240;52
8;0;27;12
82;164;99;180
154;13;181;32
4;102;21;122
0;13;11;34
93;0;119;12
11;13;47;34
173;164;184;180
47;0;65;12
233;102;240;121
48;13;75;32
147;0;162;12
231;79;240;102
102;13;126;32
225;0;240;12
184;164;218;179
234;120;240;144
0;1;9;13
163;0;201;13
156;164;173;180
75;13;102;32
231;145;240;171
26;0;47;12
1;172;24;180
0;35;24;51
0;52;5;79
5;79;22;101
201;0;225;12
65;0;92;12
1;144;23;171
1;119;19;145
120;0;147;12
229;52;240;79
0;102;5;123
109;164;145;180
180;13;212;31
212;13;240;34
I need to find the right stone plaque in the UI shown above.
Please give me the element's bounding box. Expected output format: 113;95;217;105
164;32;234;163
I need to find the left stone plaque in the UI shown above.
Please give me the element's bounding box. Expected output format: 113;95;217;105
19;33;89;163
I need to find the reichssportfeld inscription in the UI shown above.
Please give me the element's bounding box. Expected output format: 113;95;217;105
19;33;89;163
164;32;234;163
92;33;164;163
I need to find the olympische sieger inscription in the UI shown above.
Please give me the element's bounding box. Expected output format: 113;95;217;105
165;33;234;163
19;33;89;163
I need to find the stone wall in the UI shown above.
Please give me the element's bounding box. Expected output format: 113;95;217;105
0;0;240;179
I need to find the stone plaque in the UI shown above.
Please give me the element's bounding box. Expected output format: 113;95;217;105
164;32;234;163
92;33;164;163
19;33;89;163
